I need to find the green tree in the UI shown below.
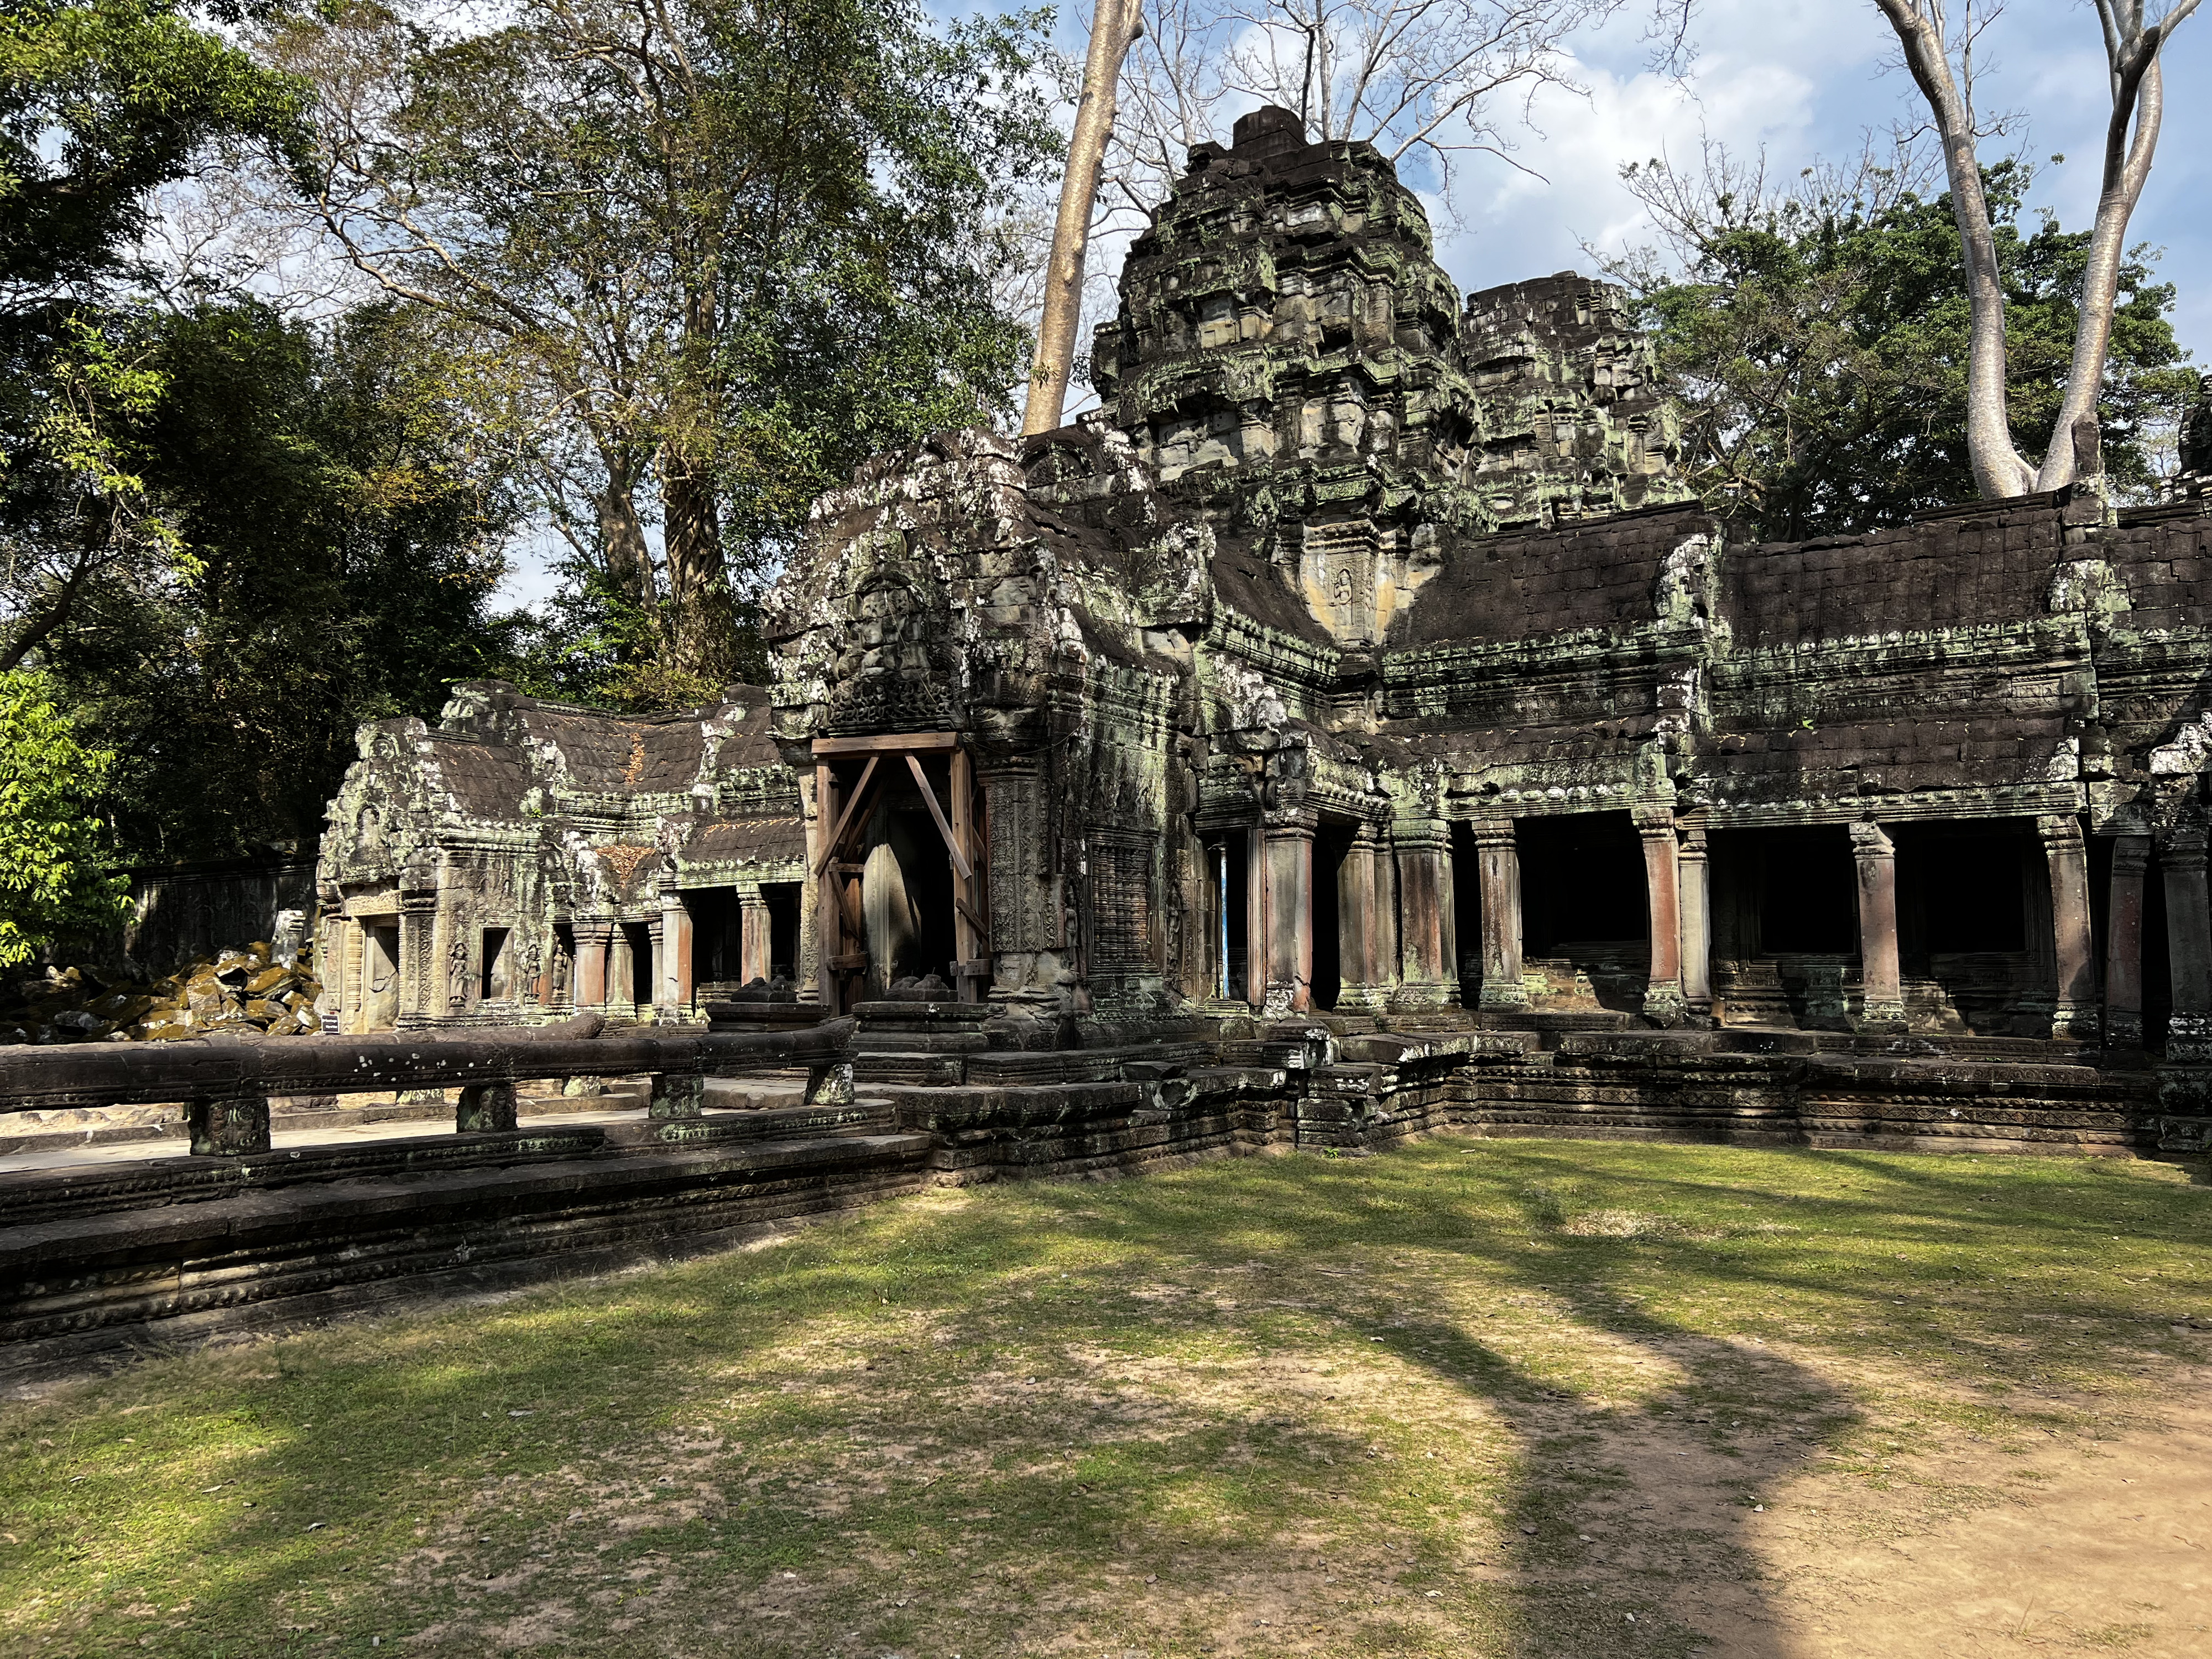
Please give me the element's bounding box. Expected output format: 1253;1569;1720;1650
0;669;129;965
2;0;307;669
270;0;1058;706
1603;149;2197;541
40;298;521;858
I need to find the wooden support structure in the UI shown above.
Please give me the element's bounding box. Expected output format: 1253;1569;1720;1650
811;733;988;1013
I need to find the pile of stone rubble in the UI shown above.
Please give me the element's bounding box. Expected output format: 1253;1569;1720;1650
0;943;325;1045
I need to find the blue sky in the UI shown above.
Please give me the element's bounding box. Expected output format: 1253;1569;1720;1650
1418;0;2210;364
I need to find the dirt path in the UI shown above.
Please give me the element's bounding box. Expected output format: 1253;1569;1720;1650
1621;1373;2212;1658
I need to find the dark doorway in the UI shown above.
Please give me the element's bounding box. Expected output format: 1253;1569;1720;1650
862;799;957;991
1209;837;1251;1002
687;888;742;984
1520;811;1647;951
1893;818;2035;1034
479;927;512;1001
1451;822;1484;1006
1518;812;1648;1013
761;882;801;982
1709;826;1857;956
1310;822;1353;1011
623;920;654;1008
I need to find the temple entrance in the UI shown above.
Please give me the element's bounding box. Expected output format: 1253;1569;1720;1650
1205;836;1252;1003
811;735;986;1012
761;883;801;982
621;921;653;1009
363;922;400;1030
860;800;957;998
1709;825;1857;1027
1892;819;2037;1034
1310;822;1353;1011
1517;811;1648;1012
687;888;743;987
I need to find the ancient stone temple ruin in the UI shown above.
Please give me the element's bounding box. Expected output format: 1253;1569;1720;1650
315;106;2212;1154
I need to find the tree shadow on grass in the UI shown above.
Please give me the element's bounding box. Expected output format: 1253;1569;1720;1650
2;1136;2204;1657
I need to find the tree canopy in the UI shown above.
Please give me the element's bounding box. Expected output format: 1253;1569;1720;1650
0;670;129;966
1603;153;2197;541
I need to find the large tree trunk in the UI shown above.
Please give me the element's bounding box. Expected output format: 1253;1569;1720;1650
1874;0;2036;499
660;450;740;686
593;483;659;619
1021;0;1143;436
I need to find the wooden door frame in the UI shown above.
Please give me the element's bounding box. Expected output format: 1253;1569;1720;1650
811;733;989;1011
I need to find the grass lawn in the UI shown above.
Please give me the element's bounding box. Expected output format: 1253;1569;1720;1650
2;1136;2208;1658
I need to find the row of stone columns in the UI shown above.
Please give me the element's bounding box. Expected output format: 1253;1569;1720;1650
1462;807;2212;1045
1233;810;1459;1015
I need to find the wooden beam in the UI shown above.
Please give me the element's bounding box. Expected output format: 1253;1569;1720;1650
810;755;880;876
812;732;960;757
905;754;974;880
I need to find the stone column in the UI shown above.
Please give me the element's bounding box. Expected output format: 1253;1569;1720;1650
2104;833;2151;1049
1851;821;1906;1029
1334;823;1392;1010
1677;816;1713;1026
1260;808;1317;1014
2039;815;2098;1041
646;912;666;1018
660;891;693;1016
574;918;612;1011
739;889;772;983
1392;817;1457;1009
1469;819;1526;1011
340;917;367;1035
976;755;1053;1009
1636;805;1686;1026
2161;823;2212;1058
397;888;437;1026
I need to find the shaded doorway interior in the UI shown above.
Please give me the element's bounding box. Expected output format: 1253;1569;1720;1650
1310;822;1353;1011
1209;837;1252;1003
1451;821;1484;1006
687;888;742;985
761;882;801;982
861;792;957;994
1518;811;1647;1011
1892;818;2035;1035
622;920;654;1009
1709;824;1857;1029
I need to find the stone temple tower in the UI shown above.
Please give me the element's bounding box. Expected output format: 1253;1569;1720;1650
1089;105;1484;648
1089;105;1688;648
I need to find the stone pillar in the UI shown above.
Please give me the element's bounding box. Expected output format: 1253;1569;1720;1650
2039;815;2097;1041
1334;823;1391;1009
1636;806;1685;1026
2104;833;2151;1049
1260;809;1317;1014
340;917;367;1035
739;889;772;983
1469;819;1526;1011
397;888;437;1025
975;755;1054;1009
189;1092;272;1157
1677;816;1713;1025
646;912;666;1018
2161;823;2212;1058
575;918;612;1011
1392;817;1457;1009
1851;821;1906;1029
660;892;692;1016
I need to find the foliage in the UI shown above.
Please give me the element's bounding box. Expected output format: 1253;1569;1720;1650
1;0;309;672
270;0;1060;702
0;1139;2204;1648
39;299;521;859
1603;153;2197;540
0;669;129;965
